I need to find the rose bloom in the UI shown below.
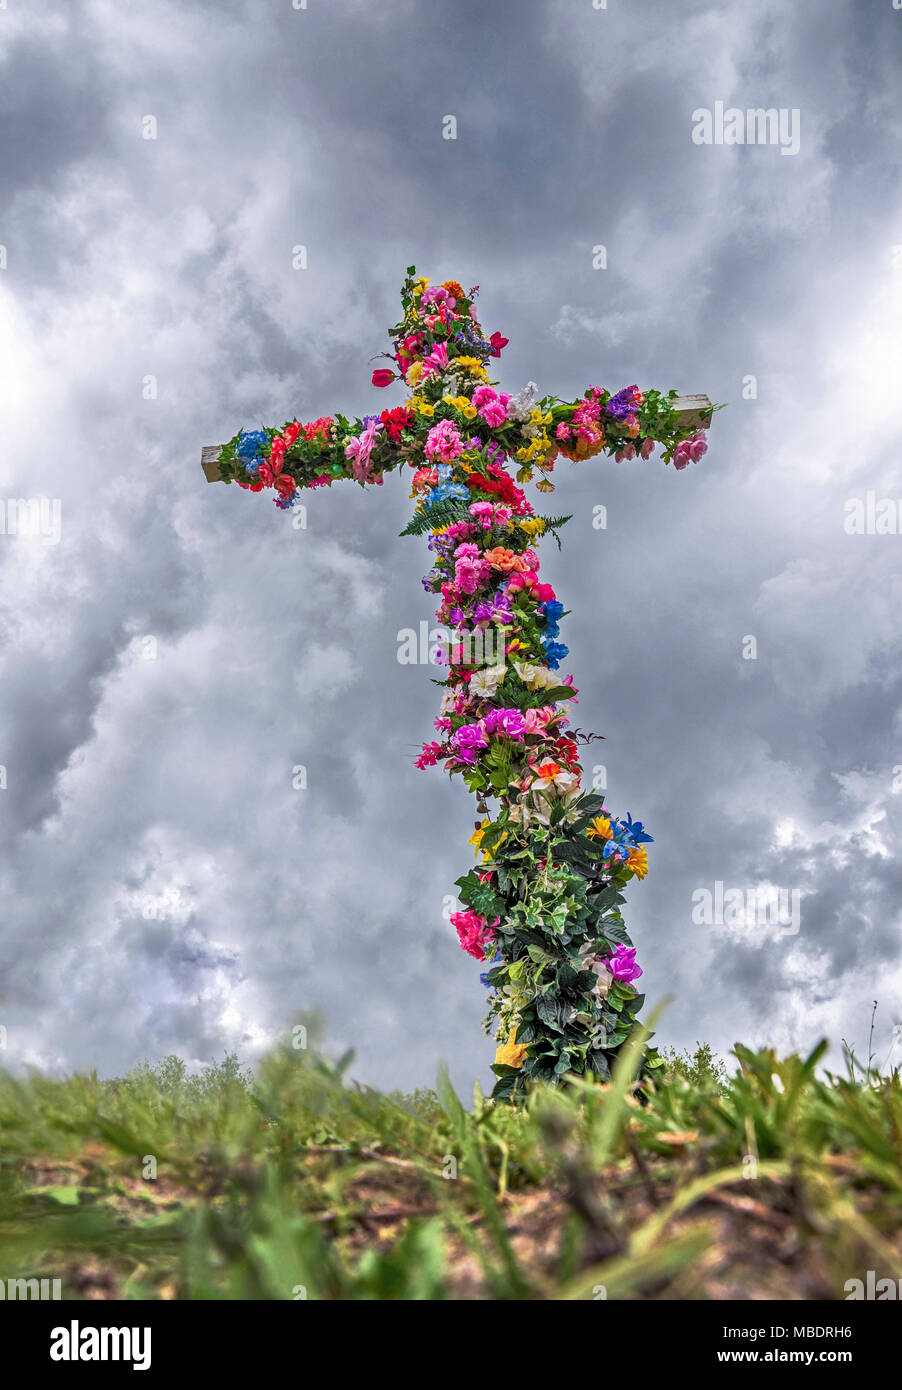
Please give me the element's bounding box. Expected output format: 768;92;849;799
483;547;529;573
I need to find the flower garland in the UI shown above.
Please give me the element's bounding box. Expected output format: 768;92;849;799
217;268;710;1100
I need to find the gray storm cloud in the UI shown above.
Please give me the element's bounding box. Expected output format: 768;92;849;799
1;0;901;1090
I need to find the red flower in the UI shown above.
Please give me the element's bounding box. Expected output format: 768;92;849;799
380;406;415;443
372;369;395;388
303;417;333;443
489;331;509;357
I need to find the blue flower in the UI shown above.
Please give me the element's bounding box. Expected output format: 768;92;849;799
425;482;470;506
236;430;269;459
541;639;569;670
619;813;654;847
541;600;565;623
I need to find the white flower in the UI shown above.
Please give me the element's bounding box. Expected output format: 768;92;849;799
512;661;561;691
507;382;539;422
469;665;507;699
591;964;614;1000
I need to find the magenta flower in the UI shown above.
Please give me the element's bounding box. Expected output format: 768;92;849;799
451;722;489;762
414;741;443;769
422;342;450;377
598;945;642;984
450;909;497;959
483;708;526;741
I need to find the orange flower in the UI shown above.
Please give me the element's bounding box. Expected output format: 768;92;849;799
483;547;529;573
494;1027;528;1069
443;279;465;300
587;815;613;842
627;846;649;879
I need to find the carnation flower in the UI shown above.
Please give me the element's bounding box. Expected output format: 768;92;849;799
450;908;498;959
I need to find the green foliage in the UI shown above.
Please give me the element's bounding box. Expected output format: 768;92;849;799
1;1034;899;1300
660;1041;728;1091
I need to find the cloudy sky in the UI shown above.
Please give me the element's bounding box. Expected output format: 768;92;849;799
2;0;901;1093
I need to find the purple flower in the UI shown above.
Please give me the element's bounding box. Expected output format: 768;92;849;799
599;945;642;984
451;722;489;762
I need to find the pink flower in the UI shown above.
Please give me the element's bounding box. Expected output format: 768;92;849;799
422;342;449;377
424;419;464;464
455;554;489;594
421;286;456;308
489;331;508;357
449;909;497;959
640;438;655;460
372;369;395;388
344;421;383;482
414;741;443;769
471;385;510;428
523;706;554;734
673;432;707;470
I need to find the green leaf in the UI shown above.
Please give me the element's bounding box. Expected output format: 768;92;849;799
34;1185;80;1206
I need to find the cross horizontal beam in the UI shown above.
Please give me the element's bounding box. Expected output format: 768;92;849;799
199;394;713;482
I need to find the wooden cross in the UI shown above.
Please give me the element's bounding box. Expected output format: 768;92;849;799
200;269;714;1098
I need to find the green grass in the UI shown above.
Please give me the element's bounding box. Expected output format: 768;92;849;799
1;1027;901;1300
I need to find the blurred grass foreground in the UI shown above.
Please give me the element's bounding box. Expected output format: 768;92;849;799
1;1027;901;1301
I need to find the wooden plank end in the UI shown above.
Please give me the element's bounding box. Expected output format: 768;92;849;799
671;394;714;430
201;445;223;482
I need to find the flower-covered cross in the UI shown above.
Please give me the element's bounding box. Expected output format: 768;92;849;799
201;268;715;1100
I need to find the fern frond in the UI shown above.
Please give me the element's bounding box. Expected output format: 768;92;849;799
399;497;471;537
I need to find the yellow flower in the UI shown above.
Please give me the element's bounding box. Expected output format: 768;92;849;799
518;517;546;536
468;820;489;859
587;815;613;842
412;277;429;297
627;846;649;879
455;356;489;380
469;818;506;862
415;401;434;417
494;1027;528;1069
406;361;424;387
